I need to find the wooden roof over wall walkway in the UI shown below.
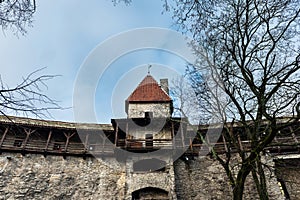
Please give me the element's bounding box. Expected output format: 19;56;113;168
0;115;299;158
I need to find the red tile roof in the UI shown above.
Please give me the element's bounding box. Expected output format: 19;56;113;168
127;75;171;102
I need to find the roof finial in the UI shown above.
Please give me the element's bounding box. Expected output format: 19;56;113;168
148;64;152;74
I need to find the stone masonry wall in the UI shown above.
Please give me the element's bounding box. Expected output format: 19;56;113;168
125;157;177;200
128;103;171;118
0;151;293;200
278;167;300;199
174;155;284;200
0;152;126;200
174;156;233;200
275;158;300;199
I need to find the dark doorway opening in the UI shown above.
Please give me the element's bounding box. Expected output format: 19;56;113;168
133;158;166;172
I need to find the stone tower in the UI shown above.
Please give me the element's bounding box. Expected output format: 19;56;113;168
112;74;178;199
125;74;173;118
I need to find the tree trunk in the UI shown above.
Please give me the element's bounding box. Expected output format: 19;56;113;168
257;156;269;200
252;156;269;200
233;163;252;200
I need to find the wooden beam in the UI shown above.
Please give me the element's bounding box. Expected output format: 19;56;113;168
44;130;52;151
171;122;175;149
222;134;229;152
84;133;89;152
237;134;244;151
102;134;106;153
180;123;185;148
0;127;9;148
274;136;281;153
289;126;298;143
114;123;118;147
206;131;211;152
189;138;193;151
125;122;128;148
289;126;300;152
22;128;36;149
64;132;76;153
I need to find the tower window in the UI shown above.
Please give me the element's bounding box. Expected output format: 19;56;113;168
145;112;153;118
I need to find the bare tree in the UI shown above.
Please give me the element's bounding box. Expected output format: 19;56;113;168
165;0;300;199
0;1;62;118
0;0;36;35
170;73;211;125
0;68;61;119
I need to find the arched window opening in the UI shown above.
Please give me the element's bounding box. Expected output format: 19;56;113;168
132;187;169;200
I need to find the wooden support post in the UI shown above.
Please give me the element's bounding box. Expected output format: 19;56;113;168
206;132;211;152
44;130;52;151
102;135;106;153
289;126;299;152
64;132;76;153
84;133;89;152
237;134;244;151
125;122;128;149
180;123;185;148
274;136;280;153
189;138;193;151
64;133;69;153
289;126;298;143
43;130;52;157
171;122;175;149
222;134;228;153
22;128;36;149
115;123;118;147
0;127;9;148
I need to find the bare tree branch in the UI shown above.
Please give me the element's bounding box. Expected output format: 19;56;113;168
0;68;62;119
0;0;36;35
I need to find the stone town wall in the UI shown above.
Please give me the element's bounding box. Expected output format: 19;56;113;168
278;166;300;199
174;155;285;200
275;158;300;199
0;151;297;200
174;156;233;200
0;152;125;200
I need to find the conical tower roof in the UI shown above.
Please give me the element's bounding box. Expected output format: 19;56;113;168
127;75;171;102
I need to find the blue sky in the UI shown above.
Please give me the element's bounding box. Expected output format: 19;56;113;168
0;0;191;123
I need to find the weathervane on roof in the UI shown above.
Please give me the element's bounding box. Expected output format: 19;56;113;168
148;64;152;74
